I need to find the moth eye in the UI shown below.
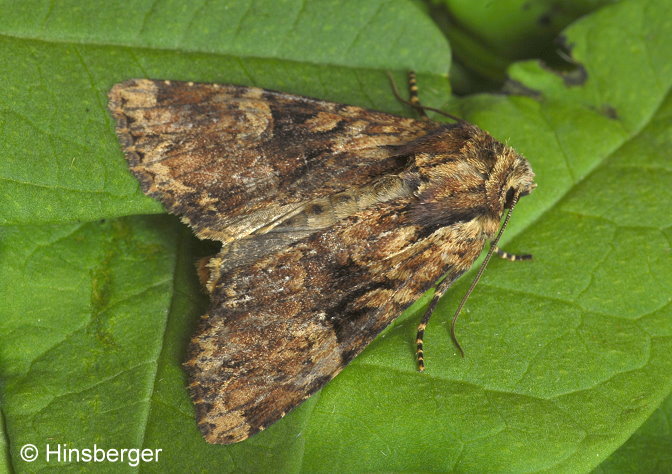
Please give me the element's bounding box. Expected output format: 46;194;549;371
504;187;516;208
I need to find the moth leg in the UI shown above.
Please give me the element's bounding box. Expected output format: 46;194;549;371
407;71;427;117
386;71;426;118
416;277;452;371
196;253;228;295
386;71;462;122
492;245;532;261
195;256;213;292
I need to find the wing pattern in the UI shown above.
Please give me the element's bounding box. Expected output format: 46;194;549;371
108;79;536;444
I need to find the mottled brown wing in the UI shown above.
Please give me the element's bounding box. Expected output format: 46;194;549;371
107;80;537;445
108;79;439;243
186;197;486;444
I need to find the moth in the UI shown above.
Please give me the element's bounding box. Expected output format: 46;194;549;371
108;73;536;444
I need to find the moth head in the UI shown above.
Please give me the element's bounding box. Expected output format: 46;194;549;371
485;142;536;215
503;154;536;208
404;124;535;233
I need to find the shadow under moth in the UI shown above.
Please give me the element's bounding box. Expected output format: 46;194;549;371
107;73;536;444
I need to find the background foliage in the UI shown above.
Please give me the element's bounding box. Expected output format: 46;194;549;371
1;0;671;472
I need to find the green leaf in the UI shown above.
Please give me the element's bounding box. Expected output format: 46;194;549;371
593;391;672;473
0;0;449;226
1;0;671;472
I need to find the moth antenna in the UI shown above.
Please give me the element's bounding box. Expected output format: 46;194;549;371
450;193;521;357
386;72;463;123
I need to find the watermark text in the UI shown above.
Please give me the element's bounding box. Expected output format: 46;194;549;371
20;443;162;467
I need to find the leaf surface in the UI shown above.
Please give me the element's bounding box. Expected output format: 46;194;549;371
0;0;670;472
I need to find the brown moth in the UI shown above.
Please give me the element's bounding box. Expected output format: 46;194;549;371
108;75;536;444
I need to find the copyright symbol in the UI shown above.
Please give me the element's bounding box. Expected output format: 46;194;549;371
20;444;38;462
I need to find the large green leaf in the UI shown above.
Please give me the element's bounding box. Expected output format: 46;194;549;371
1;0;670;472
0;0;449;226
594;391;672;473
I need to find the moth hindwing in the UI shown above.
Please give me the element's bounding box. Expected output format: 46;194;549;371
108;77;536;444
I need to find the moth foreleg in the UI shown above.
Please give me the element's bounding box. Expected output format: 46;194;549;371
195;256;215;293
387;71;462;122
407;71;427;117
415;277;453;372
492;245;532;262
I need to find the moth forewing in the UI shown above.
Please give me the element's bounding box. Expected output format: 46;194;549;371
108;78;535;444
